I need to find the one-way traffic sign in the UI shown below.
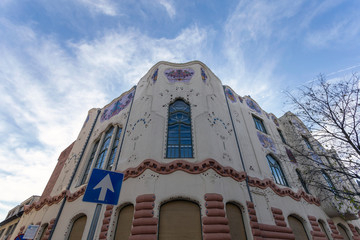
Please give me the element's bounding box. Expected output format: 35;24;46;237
83;168;124;205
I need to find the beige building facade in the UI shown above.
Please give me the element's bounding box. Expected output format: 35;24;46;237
7;61;360;239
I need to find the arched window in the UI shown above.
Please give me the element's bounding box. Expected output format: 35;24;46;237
68;215;87;240
81;141;99;184
80;125;123;185
267;155;288;186
226;203;247;240
95;126;114;169
287;215;309;240
321;170;337;194
114;204;134;240
35;223;48;240
337;224;351;240
106;127;122;170
296;169;309;194
356;226;360;235
159;200;201;240
318;220;330;240
166;100;193;158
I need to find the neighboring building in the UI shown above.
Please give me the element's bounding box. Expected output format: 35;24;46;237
0;195;39;240
7;61;360;239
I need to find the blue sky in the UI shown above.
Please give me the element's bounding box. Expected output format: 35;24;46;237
1;0;360;220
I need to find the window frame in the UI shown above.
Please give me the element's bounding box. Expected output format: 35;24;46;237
166;99;193;158
80;125;122;185
302;136;313;151
253;115;267;134
277;129;286;144
321;170;337;195
296;169;310;194
266;154;289;186
94;126;114;169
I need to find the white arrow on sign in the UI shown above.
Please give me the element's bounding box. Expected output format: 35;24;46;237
93;174;114;201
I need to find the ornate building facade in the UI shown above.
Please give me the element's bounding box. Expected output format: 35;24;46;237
8;61;360;239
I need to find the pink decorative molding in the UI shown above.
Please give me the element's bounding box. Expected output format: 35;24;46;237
25;159;319;214
98;205;113;240
202;193;231;240
349;223;360;240
129;194;158;240
247;202;295;240
327;219;344;240
122;159;247;182
307;215;327;239
247;177;320;206
40;218;56;240
24;186;86;214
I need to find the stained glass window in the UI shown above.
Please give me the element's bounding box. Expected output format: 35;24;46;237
95;127;114;169
106;127;122;170
267;155;288;186
253;116;267;134
166;100;193;158
81;141;99;184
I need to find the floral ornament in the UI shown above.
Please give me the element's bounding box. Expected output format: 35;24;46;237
201;68;208;82
225;87;237;103
271;114;280;126
246;98;262;115
257;132;276;153
151;68;158;83
164;68;195;83
100;88;135;122
285;148;296;163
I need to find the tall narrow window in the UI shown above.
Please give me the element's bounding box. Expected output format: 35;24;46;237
318;220;331;240
114;205;134;240
302;136;313;151
287;216;309;240
267;155;288;186
253;116;267;133
322;170;337;194
166;100;193;158
81;141;99;184
68;215;87;240
106;128;122;170
278;129;286;144
226;203;247;240
94;127;114;169
337;224;351;240
296;169;309;194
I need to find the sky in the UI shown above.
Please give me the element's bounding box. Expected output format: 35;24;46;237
1;0;360;221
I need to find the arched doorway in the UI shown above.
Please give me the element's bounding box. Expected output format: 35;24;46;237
226;203;247;240
114;204;134;240
159;200;201;240
68;215;87;240
287;215;309;240
337;224;351;240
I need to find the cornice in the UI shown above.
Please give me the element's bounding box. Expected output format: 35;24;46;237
24;159;320;214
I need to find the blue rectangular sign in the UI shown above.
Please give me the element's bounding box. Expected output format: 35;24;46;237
83;168;124;205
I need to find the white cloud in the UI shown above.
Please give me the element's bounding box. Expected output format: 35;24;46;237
78;0;117;16
157;0;176;18
0;20;209;220
305;16;360;48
